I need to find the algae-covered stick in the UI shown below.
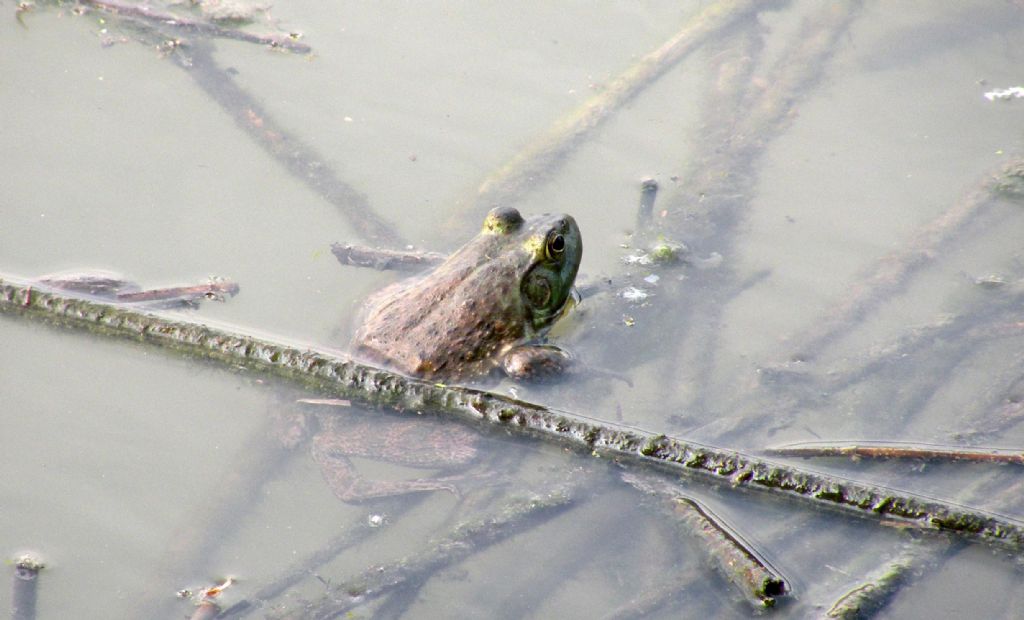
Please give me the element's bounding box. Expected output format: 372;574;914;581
4;278;1024;552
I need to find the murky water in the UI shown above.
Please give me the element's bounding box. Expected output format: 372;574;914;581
3;1;1024;618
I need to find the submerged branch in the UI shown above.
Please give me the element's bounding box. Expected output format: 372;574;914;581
824;541;951;619
464;0;769;219
4;278;1024;552
166;42;404;246
671;497;785;608
622;472;787;609
273;482;581;619
783;155;1024;363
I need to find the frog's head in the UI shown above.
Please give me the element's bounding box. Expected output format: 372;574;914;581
481;206;582;331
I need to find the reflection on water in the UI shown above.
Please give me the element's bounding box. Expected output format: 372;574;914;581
2;0;1024;617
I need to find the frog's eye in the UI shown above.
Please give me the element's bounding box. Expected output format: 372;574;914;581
546;233;565;258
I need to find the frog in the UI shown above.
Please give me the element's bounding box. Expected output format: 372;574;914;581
308;206;583;503
352;206;582;381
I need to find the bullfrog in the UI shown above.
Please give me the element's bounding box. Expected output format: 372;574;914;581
309;206;583;503
352;206;583;380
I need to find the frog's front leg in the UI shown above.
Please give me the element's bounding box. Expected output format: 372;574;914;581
501;344;573;380
311;435;466;503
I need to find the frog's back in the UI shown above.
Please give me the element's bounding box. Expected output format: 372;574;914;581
353;256;527;379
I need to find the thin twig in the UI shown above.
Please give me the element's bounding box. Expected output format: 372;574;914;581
221;495;427;617
765;442;1024;465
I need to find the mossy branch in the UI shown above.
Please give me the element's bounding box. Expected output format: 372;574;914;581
4;277;1024;553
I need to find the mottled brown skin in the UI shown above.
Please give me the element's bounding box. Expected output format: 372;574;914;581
353;206;582;381
313;207;582;502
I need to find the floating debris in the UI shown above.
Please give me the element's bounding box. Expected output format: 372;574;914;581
621;286;650;302
983;86;1024;101
973;274;1007;289
368;514;387;528
649;239;687;264
622;252;654;266
643;274;660;285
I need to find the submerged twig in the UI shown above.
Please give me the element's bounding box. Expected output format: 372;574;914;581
635;177;660;237
766;442;1024;465
5;278;1024;551
276;482;581;619
188;601;221;620
78;0;311;53
331;243;446;273
660;2;861;241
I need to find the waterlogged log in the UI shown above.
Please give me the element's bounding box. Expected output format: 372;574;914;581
4;278;1024;553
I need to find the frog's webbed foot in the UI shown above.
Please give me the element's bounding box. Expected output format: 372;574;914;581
311;438;475;503
501;344;573;380
36;271;139;298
